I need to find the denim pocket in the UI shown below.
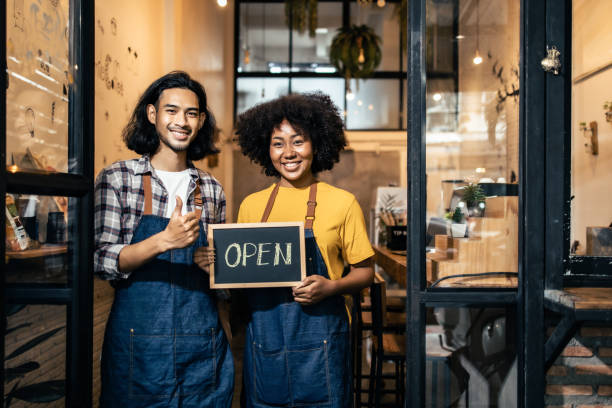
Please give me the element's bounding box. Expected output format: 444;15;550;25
129;332;175;399
175;329;216;396
252;344;291;406
287;340;331;404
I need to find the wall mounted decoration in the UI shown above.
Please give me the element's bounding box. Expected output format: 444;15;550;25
579;121;598;156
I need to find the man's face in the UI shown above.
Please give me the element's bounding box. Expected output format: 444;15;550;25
147;88;205;153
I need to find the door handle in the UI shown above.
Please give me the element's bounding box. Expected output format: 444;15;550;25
541;45;561;75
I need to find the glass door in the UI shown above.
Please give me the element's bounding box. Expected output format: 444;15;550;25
2;1;94;406
407;0;548;406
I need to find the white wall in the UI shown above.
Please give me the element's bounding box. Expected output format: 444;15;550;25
570;0;612;252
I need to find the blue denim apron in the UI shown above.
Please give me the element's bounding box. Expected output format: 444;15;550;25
100;174;234;408
243;182;351;408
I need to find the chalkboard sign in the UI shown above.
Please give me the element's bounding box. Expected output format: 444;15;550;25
208;222;306;288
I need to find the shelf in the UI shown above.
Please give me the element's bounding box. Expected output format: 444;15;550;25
6;244;67;260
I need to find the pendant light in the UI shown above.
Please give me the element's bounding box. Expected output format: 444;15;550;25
473;0;482;65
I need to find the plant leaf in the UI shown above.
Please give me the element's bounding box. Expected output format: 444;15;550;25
4;380;20;407
9;380;65;403
4;326;65;361
5;362;40;383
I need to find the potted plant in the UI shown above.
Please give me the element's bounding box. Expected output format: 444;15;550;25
284;0;318;37
445;206;467;238
462;183;486;217
330;24;382;88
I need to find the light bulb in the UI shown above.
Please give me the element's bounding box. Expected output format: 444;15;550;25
243;49;250;65
473;51;482;65
358;48;365;64
217;0;227;7
433;93;442;101
346;89;355;101
377;0;386;7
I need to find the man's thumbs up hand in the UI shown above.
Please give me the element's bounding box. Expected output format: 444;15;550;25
160;196;200;250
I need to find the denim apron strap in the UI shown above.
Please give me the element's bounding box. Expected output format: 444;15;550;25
142;173;204;219
260;182;318;229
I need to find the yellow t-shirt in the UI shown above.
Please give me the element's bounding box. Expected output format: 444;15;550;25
237;182;374;281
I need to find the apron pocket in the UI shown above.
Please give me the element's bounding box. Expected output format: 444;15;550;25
287;340;331;405
252;344;291;406
175;331;216;396
129;333;175;399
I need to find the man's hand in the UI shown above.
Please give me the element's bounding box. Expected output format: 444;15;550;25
194;246;215;274
160;196;200;250
292;275;337;305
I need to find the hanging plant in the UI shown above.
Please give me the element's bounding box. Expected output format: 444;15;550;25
285;0;318;38
330;24;382;86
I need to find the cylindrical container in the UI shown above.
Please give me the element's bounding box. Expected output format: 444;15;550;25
47;212;66;244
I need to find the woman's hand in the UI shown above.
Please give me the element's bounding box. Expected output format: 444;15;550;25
194;246;216;274
292;275;337;305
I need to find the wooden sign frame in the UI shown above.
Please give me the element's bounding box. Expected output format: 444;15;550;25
208;221;306;288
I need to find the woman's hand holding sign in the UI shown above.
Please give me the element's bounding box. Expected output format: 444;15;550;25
293;275;337;305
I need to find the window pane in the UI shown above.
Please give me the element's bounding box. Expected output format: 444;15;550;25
292;2;342;73
290;78;344;113
350;3;401;71
236;77;289;114
5;193;73;284
346;79;400;129
4;304;67;406
424;0;520;288
570;1;612;257
6;0;72;174
238;3;289;73
426;307;517;406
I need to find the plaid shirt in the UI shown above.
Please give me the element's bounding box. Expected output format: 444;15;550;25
94;155;226;280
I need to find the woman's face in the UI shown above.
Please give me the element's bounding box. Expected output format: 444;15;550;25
269;120;315;188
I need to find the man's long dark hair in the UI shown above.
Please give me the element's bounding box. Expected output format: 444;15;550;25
122;71;218;160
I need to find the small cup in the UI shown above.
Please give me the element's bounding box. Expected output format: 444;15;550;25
386;225;407;251
47;212;66;244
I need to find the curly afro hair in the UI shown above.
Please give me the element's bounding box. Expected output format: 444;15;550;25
235;92;346;177
122;71;218;161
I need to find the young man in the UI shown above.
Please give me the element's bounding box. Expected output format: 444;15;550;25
94;71;233;407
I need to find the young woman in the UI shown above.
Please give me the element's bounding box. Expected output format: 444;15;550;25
235;92;375;407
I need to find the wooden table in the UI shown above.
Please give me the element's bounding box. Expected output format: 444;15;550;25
372;245;407;287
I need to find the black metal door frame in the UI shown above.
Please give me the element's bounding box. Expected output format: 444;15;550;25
405;0;547;406
1;1;95;406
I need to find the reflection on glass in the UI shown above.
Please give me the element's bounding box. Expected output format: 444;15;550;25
346;79;400;129
350;3;400;71
238;3;289;73
570;0;612;257
6;0;71;173
291;78;344;113
426;307;517;407
5;193;70;283
236;78;289;114
292;3;342;73
425;0;519;288
4;304;66;406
